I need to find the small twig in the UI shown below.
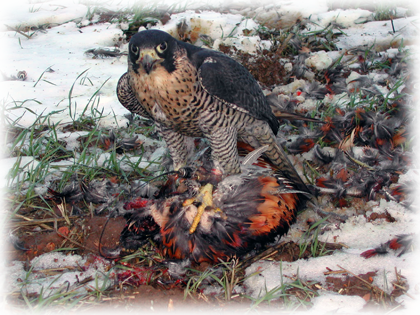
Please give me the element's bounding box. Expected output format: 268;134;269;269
54;220;97;253
343;151;375;171
323;269;348;275
49;4;67;9
393;267;415;300
391;18;395;33
0;290;22;297
238;241;288;271
394;288;415;300
260;250;280;261
275;32;293;57
392;283;408;290
102;296;135;301
337;264;396;302
10;215;79;227
57;199;71;225
410;21;420;31
4;24;32;39
384;304;402;315
337;265;375;287
32;267;79;275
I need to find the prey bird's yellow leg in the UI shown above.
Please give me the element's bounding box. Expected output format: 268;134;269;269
189;203;206;234
184;183;217;234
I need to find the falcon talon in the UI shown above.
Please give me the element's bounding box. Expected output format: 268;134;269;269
177;167;195;179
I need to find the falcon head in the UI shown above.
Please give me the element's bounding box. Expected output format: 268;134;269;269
128;30;178;75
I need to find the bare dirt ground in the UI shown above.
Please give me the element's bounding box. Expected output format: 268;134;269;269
5;199;409;312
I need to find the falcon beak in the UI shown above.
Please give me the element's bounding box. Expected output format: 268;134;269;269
138;49;160;74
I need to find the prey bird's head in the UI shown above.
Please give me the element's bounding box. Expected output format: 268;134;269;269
129;30;178;75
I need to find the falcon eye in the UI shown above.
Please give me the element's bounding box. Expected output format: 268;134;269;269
131;45;139;55
156;42;167;53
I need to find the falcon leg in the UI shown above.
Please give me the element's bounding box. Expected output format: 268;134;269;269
157;125;188;171
206;127;241;174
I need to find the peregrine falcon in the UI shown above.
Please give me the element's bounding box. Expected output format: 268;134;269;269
117;29;307;191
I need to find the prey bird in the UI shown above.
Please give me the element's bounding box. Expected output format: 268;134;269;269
119;145;309;263
117;29;308;192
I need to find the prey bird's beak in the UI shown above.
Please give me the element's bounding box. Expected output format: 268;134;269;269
138;49;160;74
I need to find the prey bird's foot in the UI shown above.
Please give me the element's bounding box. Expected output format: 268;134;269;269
182;183;220;234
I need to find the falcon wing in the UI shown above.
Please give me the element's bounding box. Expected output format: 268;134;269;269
116;72;152;119
192;50;279;134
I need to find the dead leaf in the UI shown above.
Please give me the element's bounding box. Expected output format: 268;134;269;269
363;293;371;302
45;242;56;251
58;226;70;237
